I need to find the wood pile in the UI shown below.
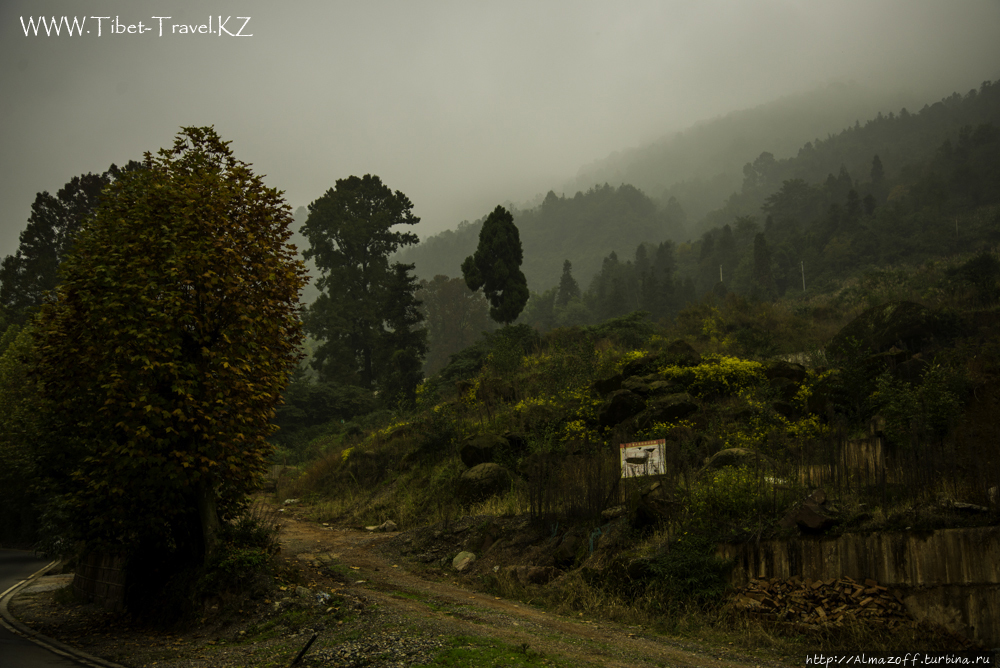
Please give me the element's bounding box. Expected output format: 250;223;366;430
731;575;913;631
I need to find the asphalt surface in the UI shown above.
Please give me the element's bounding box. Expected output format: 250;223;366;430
0;548;83;668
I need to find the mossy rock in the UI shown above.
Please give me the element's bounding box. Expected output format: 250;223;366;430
456;463;513;503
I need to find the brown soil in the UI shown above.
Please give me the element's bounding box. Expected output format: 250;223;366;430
9;506;788;668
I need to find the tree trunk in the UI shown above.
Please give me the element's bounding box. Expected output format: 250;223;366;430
196;476;221;564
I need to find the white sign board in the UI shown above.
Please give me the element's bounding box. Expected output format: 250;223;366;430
619;439;667;478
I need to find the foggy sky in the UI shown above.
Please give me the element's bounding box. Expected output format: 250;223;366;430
2;0;999;257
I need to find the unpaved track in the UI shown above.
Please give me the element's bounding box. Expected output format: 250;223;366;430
279;512;776;668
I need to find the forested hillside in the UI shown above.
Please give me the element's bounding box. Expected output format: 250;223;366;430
400;80;1000;306
568;81;924;223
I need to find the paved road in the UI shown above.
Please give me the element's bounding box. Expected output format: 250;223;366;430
0;548;83;668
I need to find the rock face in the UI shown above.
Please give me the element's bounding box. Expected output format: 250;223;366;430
457;463;513;503
827;301;952;361
598;389;647;428
459;433;508;468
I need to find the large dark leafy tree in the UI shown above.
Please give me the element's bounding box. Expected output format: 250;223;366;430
0;163;141;329
301;175;426;405
33;127;306;571
462;205;530;325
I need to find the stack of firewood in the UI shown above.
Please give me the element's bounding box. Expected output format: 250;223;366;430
730;576;913;630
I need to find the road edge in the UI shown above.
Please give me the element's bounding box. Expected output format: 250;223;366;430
0;557;128;668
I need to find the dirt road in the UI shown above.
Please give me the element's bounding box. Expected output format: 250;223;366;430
9;509;785;667
276;510;776;668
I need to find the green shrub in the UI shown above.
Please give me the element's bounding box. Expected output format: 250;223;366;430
871;364;966;447
649;532;732;609
687;465;767;536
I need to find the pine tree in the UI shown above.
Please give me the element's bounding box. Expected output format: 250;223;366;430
462;205;529;325
302;174;426;403
555;259;580;308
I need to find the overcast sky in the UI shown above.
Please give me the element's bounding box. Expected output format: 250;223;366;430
2;0;999;256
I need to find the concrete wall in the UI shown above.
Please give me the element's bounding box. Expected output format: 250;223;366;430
719;527;1000;646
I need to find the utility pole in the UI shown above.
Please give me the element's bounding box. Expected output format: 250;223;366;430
719;265;723;283
801;261;806;292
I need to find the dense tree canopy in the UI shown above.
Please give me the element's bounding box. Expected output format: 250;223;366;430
462;205;530;325
32;127;306;567
301;174;426;406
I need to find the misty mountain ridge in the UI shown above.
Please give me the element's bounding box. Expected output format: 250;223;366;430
388;79;999;294
565;80;927;221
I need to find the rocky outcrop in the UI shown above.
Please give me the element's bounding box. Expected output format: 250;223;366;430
827;301;954;361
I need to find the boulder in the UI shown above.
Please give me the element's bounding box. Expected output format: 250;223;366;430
647;379;687;395
457;463;513;503
621;354;658;378
598;389;647;428
621;376;653;395
827;301;953;361
459;433;508;468
704;448;775;471
660;339;701;367
452;551;476;572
